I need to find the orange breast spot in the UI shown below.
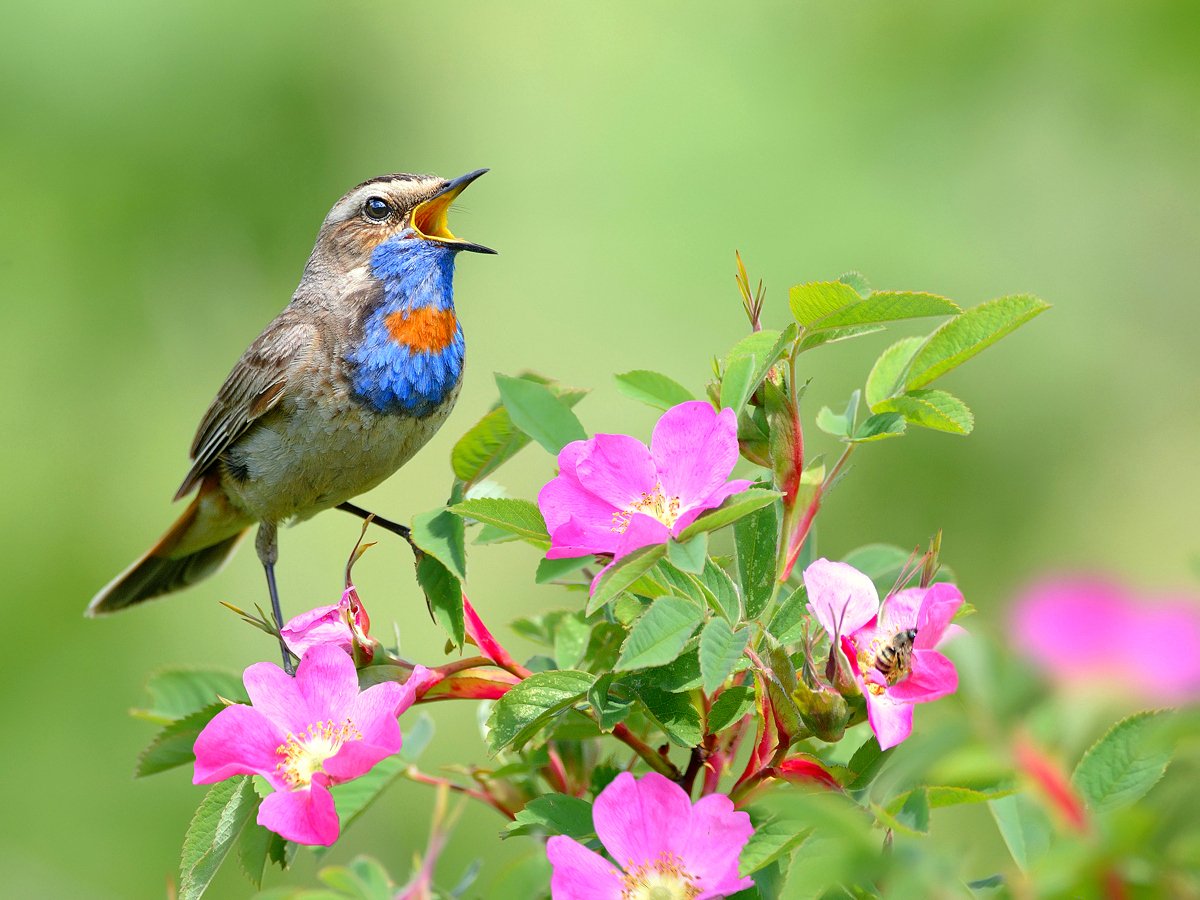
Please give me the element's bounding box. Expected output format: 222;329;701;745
384;307;458;353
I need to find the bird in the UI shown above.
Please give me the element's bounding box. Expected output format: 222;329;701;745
87;169;495;665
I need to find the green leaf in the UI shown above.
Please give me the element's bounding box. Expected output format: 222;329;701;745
487;670;596;752
587;543;667;615
553;613;591;669
895;787;930;834
864;336;924;407
448;498;549;546
634;683;703;747
810;291;959;331
414;554;464;648
850;412;907;443
615;596;704;671
451;378;586;484
841;543;913;581
739;817;813;877
989;794;1051;872
873;389;974;435
814;391;859;439
179;776;258;900
495;373;587;454
503;794;596;840
631;648;706;693
699;618;750;694
133;669;247;724
788;281;861;326
236;817;274;889
614;370;695;410
676;488;782;541
588;674;635;731
905;294;1050;390
734;498;779;618
667;533;709;574
410;508;467;581
846;735;893;792
698;559;741;622
795;323;886;354
1072;709;1173;814
707;684;755;734
535;556;590;584
719;329;793;413
766;584;808;645
137;703;225;777
838;271;871;295
886;785;1017;815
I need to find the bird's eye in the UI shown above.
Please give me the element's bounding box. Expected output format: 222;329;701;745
363;197;392;222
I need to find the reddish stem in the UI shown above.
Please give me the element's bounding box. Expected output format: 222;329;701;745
404;767;515;820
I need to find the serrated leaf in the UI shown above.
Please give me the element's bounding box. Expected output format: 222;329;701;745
846;735;893;792
487;670;596;752
587;543;667;615
676;488;782;541
735;499;778;618
795;323;886;354
588;674;635;731
137;703;225;777
699;618;750;694
766;584;808;645
989;794;1051;872
553;614;591;669
631;648;706;693
707;685;755;734
133;669;247;724
789;281;861;326
503;794;596;840
450;379;586;485
614;370;695;410
448;498;549;545
719;329;793;414
698;559;741;621
410;509;467;581
236;817;273;889
1072;709;1173;814
874;389;974;435
634;683;703;747
667;533;708;574
905;294;1050;390
850;412;907;443
864;336;924;407
495;373;588;454
414;554;463;647
739;817;813;877
813;290;959;331
838;271;872;295
179;776;258;900
535;556;590;584
615;596;704;671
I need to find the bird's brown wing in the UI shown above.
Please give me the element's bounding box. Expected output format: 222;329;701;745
175;314;316;500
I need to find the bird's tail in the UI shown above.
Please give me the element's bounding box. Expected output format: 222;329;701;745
87;474;251;616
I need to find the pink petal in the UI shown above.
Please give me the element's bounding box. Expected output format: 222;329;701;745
192;704;284;785
258;779;340;846
878;588;923;634
864;688;914;751
672;479;755;534
323;681;405;781
281;603;353;657
546;835;623;900
243;660;308;734
547;514;622;558
914;583;964;649
887;650;959;703
804;559;879;639
614;513;672;559
676;793;755;896
294;644;360;721
539;467;622;537
594;772;691;868
575;434;657;509
651;403;740;507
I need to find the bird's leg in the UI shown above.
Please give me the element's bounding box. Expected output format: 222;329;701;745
255;521;294;675
337;501;417;554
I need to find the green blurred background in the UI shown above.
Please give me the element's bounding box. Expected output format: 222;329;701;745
3;0;1197;896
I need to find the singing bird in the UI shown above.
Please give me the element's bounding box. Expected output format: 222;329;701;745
88;170;494;639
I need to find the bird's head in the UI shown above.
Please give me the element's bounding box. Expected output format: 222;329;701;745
309;169;495;277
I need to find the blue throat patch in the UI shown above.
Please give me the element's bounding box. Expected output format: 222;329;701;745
349;239;465;416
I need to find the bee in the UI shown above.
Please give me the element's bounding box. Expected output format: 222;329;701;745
874;628;918;685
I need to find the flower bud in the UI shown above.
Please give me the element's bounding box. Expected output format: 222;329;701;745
792;678;851;743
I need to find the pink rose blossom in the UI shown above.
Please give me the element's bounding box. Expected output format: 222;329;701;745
546;771;753;900
193;644;432;846
804;558;963;751
280;586;374;664
538;401;752;584
1011;577;1200;704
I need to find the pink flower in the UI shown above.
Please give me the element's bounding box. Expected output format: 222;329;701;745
280;586;374;664
804;558;963;751
1011;577;1200;704
538;401;752;568
547;772;753;900
193;644;431;846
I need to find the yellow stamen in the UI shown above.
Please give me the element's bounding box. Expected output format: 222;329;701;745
274;718;362;790
611;484;682;534
621;852;701;900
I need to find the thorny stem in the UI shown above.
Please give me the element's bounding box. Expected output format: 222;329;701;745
612;723;679;779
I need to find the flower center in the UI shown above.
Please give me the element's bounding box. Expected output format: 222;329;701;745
275;718;362;790
611;484;682;533
621;852;701;900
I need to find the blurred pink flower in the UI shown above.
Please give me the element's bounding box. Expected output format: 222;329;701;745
538;401;751;578
280;586;374;664
1011;578;1200;704
193;644;432;845
546;771;754;900
805;558;964;750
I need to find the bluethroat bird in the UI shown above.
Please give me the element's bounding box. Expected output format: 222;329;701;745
88;170;494;668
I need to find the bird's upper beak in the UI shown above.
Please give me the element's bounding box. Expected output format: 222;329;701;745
411;168;497;254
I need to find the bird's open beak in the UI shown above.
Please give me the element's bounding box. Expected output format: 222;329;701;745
412;168;496;254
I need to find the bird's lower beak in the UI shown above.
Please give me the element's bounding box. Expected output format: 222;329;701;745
412;168;497;254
